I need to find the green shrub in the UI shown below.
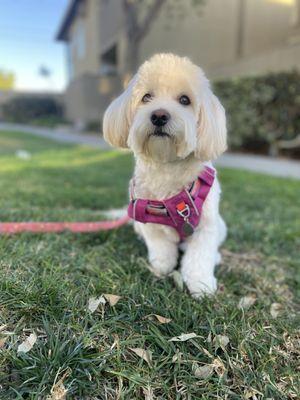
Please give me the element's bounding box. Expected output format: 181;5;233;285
214;71;300;156
2;96;63;124
86;120;101;132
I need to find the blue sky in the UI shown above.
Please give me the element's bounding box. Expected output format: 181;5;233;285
0;0;69;92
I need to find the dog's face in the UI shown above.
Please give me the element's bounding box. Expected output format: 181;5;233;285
103;53;227;163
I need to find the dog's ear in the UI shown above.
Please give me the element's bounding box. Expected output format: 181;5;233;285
103;75;137;148
195;84;227;161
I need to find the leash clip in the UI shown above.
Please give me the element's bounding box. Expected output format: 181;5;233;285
176;201;190;218
176;202;194;237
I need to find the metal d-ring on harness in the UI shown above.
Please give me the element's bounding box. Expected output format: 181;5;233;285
175;201;194;236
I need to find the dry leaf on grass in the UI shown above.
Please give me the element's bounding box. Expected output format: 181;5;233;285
172;350;183;363
213;335;230;351
47;383;67;400
0;324;7;332
0;337;7;348
129;347;152;366
201;346;213;358
142;386;155;400
270;302;283;318
194;359;226;379
212;357;226;377
244;388;263;399
169;332;198;342
88;296;106;313
104;294;122;306
47;369;70;400
17;332;37;354
238;295;256;310
154;314;171;324
194;364;214;379
145;314;172;324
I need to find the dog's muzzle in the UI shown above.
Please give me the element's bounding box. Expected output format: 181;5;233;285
151;128;170;138
150;109;170;127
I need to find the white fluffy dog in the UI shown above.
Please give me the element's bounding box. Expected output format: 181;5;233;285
103;53;227;298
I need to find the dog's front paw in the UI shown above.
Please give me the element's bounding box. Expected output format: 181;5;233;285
183;275;217;299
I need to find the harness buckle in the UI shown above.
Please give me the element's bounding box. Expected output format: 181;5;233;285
176;201;190;218
176;202;194;236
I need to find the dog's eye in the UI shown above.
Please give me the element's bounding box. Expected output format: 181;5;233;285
142;93;152;103
179;95;191;106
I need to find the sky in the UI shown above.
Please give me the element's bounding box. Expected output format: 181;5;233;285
0;0;69;92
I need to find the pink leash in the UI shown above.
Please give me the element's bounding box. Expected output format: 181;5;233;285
0;215;130;235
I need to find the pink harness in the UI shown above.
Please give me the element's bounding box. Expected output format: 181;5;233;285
128;166;215;240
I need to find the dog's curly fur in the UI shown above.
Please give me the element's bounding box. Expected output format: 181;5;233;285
103;53;227;298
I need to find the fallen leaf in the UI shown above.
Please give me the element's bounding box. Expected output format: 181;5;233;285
0;337;7;348
238;295;256;310
169;332;198;342
142;386;155;400
213;335;229;350
88;296;106;313
194;364;214;379
172;350;183;363
104;294;121;306
47;369;70;400
47;383;67;400
244;388;262;399
212;357;226;377
201;346;213;358
170;271;184;290
0;324;7;332
17;332;37;354
153;314;172;324
270;303;283;318
129;347;152;366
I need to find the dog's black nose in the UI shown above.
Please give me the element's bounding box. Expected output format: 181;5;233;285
150;109;170;127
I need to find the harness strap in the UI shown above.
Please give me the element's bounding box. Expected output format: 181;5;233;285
128;166;215;240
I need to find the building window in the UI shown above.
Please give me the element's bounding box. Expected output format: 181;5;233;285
100;44;118;76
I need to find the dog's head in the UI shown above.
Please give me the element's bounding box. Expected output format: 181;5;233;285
103;53;227;163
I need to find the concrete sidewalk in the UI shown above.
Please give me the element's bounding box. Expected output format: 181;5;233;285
1;122;299;179
215;152;300;180
0;122;110;149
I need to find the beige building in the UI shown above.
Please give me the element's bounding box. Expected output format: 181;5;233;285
56;0;300;126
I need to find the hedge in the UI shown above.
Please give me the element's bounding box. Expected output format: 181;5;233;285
2;96;63;124
214;71;300;157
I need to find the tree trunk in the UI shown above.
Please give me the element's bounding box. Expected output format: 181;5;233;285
122;0;166;76
124;37;140;76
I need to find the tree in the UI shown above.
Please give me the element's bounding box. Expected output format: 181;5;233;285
0;70;15;91
38;65;53;90
122;0;204;75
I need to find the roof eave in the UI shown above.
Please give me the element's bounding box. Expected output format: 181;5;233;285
56;0;81;41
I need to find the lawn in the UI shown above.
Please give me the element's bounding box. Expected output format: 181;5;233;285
0;130;299;399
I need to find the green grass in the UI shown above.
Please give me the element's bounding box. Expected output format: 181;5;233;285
0;130;299;399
